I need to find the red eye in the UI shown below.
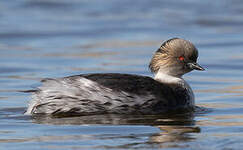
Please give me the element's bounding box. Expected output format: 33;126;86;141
179;56;185;61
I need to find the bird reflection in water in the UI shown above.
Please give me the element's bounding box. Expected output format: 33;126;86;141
30;109;202;148
150;125;200;148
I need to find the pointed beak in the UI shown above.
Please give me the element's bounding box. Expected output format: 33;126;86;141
187;62;205;71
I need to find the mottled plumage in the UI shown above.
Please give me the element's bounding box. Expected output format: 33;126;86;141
25;38;204;116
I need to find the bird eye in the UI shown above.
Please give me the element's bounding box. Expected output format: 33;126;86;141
179;56;185;61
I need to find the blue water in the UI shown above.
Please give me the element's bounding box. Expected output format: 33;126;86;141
1;0;243;149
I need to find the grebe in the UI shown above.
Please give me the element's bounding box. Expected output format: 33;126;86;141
25;38;204;115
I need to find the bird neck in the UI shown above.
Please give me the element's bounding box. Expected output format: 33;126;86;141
154;70;195;105
154;71;184;85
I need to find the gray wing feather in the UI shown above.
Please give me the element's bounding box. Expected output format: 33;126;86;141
26;74;160;115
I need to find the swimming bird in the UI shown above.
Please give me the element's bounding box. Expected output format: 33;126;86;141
25;38;204;116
